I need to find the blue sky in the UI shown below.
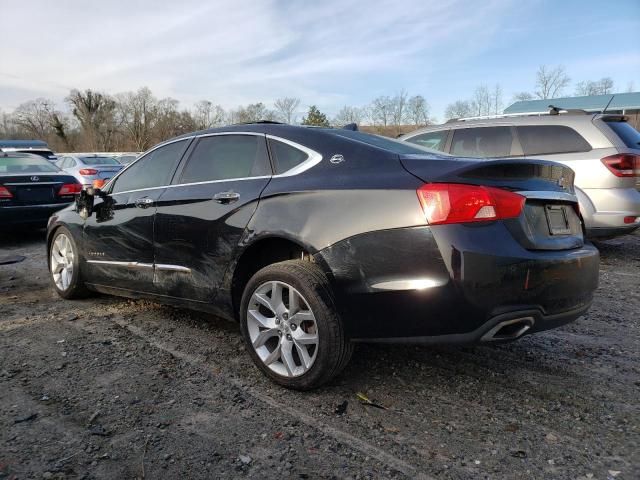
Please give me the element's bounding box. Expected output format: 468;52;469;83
0;0;638;122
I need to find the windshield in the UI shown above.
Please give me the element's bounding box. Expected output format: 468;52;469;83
329;129;447;156
0;155;60;174
605;121;640;149
79;156;121;166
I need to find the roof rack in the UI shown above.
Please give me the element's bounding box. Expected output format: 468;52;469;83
449;107;591;123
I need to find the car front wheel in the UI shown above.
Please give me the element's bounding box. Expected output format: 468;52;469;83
49;227;89;299
240;260;353;390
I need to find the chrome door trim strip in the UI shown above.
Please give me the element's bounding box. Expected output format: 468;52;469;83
85;260;154;269
155;264;191;273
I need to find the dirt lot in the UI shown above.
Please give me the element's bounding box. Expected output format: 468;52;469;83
1;230;638;480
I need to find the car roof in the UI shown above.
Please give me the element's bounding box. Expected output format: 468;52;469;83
0;139;49;149
0;151;44;159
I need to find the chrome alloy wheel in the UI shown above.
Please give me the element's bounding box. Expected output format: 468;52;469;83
50;233;74;291
247;281;319;377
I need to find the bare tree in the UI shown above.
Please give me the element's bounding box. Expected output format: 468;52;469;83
333;106;363;126
232;103;275;123
12;98;55;139
274;97;300;124
626;81;635;93
512;91;535;102
444;100;474;120
471;85;492;116
492;84;503;115
391;89;409;129
535;65;570;99
115;87;158;151
370;96;394;127
67;89;117;150
406;95;430;127
575;77;615;96
193;100;225;129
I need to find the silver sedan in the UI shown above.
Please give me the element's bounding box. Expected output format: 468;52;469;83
56;154;124;187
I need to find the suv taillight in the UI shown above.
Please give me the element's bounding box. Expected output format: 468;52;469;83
417;183;525;225
601;154;640;177
79;168;98;175
0;185;13;198
58;183;82;196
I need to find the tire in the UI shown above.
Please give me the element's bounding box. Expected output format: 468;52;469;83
49;226;90;299
239;260;353;390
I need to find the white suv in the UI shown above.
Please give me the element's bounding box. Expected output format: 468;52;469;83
401;111;640;238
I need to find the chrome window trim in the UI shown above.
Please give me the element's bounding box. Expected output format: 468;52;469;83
4;181;63;186
99;131;323;196
266;134;323;177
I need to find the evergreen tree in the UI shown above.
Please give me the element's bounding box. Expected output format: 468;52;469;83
301;105;330;127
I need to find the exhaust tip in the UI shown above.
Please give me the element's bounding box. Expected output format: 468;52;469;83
481;316;535;342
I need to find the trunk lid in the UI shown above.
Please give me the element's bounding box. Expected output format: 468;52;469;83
0;174;80;206
400;155;584;250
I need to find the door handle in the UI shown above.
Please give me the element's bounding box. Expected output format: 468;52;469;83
135;197;154;209
213;191;240;204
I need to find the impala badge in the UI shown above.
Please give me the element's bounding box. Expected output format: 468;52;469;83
330;154;345;164
30;176;40;182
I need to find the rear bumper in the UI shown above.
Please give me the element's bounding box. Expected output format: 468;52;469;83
0;202;72;227
581;187;640;237
316;225;599;341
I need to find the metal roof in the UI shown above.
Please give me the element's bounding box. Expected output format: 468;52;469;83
504;92;640;114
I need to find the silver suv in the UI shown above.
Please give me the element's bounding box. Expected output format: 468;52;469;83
401;111;640;238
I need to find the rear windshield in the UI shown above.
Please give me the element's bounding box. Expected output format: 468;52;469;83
605;121;640;148
329;130;444;155
79;156;121;166
0;155;60;174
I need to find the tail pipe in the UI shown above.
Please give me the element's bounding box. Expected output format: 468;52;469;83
481;316;535;342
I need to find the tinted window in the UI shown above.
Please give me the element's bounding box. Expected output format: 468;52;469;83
112;140;188;193
451;127;514;157
180;135;270;184
269;139;309;174
406;130;448;152
605;121;640;148
330;129;433;154
517;126;591;156
0;155;60;174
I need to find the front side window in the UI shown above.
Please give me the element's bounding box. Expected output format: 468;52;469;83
451;127;514;158
111;140;188;193
517;126;591;156
269;139;309;174
180;135;270;184
406;130;449;152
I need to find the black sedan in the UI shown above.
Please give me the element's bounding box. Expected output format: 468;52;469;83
1;152;81;229
47;124;599;389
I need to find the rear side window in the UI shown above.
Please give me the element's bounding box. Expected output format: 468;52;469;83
180;135;270;184
605;121;640;148
517;126;591;156
269;139;309;174
406;130;448;152
451;127;514;157
112;139;188;193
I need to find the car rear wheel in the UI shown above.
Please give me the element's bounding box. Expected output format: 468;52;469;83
240;260;353;390
49;227;89;299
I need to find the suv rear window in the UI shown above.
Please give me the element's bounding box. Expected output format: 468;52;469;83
605;121;640;149
405;130;448;152
517;126;591;156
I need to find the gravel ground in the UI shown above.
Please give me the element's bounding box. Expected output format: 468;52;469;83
0;230;638;480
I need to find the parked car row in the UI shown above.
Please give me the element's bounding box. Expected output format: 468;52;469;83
400;110;640;238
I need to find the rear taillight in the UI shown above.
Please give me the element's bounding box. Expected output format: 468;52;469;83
58;183;82;196
417;183;525;225
601;154;640;177
79;168;98;175
0;185;13;198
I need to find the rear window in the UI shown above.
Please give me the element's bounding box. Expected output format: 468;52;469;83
330;130;440;155
405;130;449;152
451;127;514;158
605;121;640;149
79;156;120;165
0;155;60;174
517;126;591;156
